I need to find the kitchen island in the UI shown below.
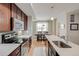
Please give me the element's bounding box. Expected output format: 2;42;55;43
46;35;79;56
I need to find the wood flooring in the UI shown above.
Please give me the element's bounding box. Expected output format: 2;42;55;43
27;39;48;56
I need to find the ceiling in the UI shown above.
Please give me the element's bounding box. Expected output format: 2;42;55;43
16;3;79;20
15;3;35;17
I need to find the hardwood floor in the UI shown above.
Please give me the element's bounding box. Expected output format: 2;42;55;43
27;39;48;56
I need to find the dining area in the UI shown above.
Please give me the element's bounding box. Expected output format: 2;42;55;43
35;31;51;41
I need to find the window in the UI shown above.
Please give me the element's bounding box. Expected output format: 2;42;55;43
36;22;48;32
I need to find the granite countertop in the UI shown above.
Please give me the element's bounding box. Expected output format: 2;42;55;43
46;35;79;56
17;34;32;39
0;44;21;56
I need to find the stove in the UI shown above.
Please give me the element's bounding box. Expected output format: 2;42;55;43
2;31;19;43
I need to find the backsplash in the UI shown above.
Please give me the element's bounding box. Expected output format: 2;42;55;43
17;31;23;36
17;30;29;36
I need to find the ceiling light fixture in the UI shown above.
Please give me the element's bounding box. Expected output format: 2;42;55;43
51;17;54;21
51;6;54;8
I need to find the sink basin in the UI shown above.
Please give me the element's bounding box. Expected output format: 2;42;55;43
52;41;71;48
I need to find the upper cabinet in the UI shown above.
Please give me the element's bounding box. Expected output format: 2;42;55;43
0;3;28;32
21;12;25;21
11;3;28;22
24;15;28;30
0;4;11;32
12;4;17;18
16;7;22;20
12;4;22;20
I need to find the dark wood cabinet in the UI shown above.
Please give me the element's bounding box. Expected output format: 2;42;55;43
24;15;28;30
29;37;32;47
12;4;22;20
12;4;17;18
0;4;11;32
21;37;32;56
22;37;32;47
0;3;28;32
48;41;59;56
16;8;22;20
9;45;21;56
21;12;25;21
11;3;28;30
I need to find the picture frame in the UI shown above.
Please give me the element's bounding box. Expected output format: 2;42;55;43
70;14;75;22
70;23;78;30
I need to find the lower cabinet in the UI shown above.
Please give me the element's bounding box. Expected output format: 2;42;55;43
8;37;32;56
29;37;32;47
48;41;59;56
48;41;52;56
21;37;32;56
21;39;29;56
45;39;48;56
9;45;21;56
51;46;59;56
21;45;29;56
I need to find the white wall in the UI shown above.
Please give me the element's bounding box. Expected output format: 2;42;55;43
67;11;79;45
48;20;52;34
56;13;66;37
27;12;67;40
33;19;57;35
32;13;67;38
32;20;52;39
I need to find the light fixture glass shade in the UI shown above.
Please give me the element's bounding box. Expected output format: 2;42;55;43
51;17;54;20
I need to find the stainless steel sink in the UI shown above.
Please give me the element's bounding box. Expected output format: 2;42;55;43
52;41;71;48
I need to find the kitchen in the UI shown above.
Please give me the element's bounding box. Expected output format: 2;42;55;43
0;3;79;56
0;3;32;56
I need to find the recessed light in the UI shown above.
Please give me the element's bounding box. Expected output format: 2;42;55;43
51;6;54;8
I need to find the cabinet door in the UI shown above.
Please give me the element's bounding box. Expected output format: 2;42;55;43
12;4;17;18
12;4;22;20
45;40;48;56
9;46;21;56
24;15;28;30
0;4;10;32
21;39;29;56
21;12;25;21
17;8;21;20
